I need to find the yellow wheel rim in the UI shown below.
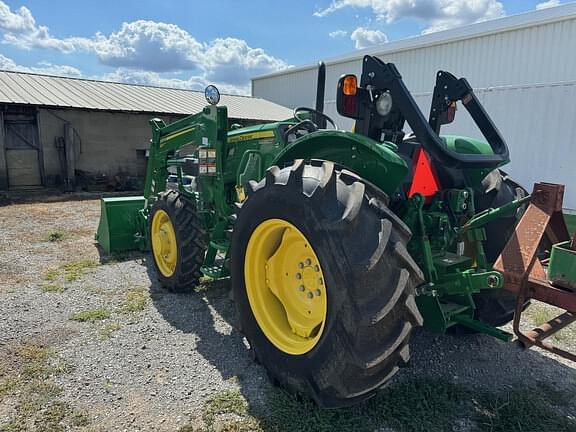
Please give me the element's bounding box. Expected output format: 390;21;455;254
151;209;178;277
245;219;327;355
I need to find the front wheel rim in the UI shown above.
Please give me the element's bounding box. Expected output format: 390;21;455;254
151;209;178;277
244;219;327;355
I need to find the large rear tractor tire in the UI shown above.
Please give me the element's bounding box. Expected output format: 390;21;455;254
472;170;528;326
231;160;424;408
149;190;206;292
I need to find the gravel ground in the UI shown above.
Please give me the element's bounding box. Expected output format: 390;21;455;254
0;195;575;431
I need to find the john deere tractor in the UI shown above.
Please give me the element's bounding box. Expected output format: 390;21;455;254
97;56;576;407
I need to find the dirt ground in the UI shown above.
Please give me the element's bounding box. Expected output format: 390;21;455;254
0;196;575;432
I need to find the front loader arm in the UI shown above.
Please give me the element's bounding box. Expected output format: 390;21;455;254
144;105;229;216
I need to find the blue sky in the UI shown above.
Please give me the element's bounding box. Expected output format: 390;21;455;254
0;0;567;94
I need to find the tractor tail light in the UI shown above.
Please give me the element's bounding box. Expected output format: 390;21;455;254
337;74;360;119
342;75;357;96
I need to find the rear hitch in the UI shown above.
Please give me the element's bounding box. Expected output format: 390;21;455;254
493;183;576;362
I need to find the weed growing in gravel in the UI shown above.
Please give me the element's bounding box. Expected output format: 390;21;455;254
0;340;89;431
41;229;68;242
524;302;575;343
40;283;66;293
70;308;111;322
44;268;59;282
191;389;264;432
99;322;121;339
122;286;148;313
43;259;98;286
62;259;98;282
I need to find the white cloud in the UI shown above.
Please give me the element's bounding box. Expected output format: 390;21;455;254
203;38;288;85
0;54;82;77
0;1;86;52
350;27;388;49
100;68;251;95
315;0;505;34
91;20;204;71
329;29;348;38
0;2;288;94
536;0;560;10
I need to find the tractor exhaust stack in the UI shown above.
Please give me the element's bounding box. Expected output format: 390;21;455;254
315;61;326;128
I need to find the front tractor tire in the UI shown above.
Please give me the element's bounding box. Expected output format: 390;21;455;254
231;160;424;408
149;190;206;292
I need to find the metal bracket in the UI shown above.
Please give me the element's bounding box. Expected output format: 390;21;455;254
493;182;576;362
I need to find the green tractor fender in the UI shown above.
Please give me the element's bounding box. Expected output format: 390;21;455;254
271;130;408;196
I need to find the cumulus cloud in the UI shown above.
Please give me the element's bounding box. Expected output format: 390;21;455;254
315;0;505;34
0;54;82;77
536;0;560;10
329;29;348;38
202;38;288;85
0;1;88;52
91;20;204;72
350;27;388;49
0;1;289;94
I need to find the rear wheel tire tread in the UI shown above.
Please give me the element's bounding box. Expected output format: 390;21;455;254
231;160;424;407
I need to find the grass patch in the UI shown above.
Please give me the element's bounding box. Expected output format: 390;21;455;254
183;389;264;432
122;286;148;313
181;379;576;432
69;308;110;322
41;229;68;242
43;259;98;285
62;259;98;282
0;340;88;431
524;303;558;327
99;322;121;339
40;283;65;293
43;269;60;282
523;302;576;343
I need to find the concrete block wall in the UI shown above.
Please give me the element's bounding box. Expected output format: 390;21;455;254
38;108;182;187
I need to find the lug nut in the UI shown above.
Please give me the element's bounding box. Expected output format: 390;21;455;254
305;258;312;266
298;262;304;269
318;278;323;285
315;289;321;296
307;292;314;299
296;273;302;279
298;285;305;291
314;265;320;272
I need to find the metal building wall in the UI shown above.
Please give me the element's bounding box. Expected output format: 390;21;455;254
252;7;576;209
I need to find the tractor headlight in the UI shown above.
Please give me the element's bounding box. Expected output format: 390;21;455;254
205;85;220;105
376;92;393;116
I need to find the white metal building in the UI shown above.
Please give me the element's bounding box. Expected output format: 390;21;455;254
252;3;576;210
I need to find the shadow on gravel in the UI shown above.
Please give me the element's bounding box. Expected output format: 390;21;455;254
141;257;269;404
141;256;576;431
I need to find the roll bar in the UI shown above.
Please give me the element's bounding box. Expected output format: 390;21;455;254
357;56;509;169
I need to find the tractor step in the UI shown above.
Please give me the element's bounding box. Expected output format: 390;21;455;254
494;183;576;362
201;265;227;279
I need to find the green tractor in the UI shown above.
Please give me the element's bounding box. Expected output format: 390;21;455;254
97;56;576;407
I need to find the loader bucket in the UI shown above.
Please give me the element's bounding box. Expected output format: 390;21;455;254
95;196;146;254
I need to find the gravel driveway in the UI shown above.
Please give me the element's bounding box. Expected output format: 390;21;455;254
0;195;575;432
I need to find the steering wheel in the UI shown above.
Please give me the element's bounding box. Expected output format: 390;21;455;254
293;107;338;130
283;107;338;142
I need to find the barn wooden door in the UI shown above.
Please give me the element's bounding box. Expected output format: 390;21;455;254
4;114;42;188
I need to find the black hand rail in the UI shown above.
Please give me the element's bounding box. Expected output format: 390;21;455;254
360;55;509;169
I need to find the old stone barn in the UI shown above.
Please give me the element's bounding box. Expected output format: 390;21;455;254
0;71;292;191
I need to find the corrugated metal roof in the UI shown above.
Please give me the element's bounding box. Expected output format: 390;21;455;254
253;2;576;81
0;71;293;121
